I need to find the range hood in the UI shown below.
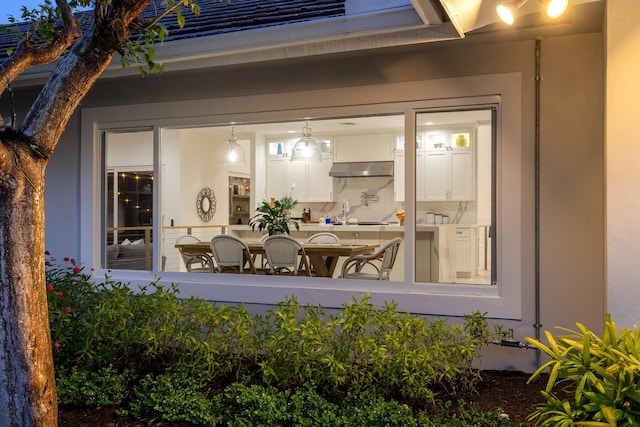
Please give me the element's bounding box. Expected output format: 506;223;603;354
329;161;394;178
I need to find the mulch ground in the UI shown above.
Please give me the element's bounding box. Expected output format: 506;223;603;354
58;370;549;426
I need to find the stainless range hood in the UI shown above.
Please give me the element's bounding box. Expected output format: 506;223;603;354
329;161;394;178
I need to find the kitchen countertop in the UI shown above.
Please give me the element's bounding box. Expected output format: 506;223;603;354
229;224;456;233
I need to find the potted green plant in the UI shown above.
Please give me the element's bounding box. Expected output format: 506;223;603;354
249;194;302;235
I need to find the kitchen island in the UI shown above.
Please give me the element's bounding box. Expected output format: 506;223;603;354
228;223;456;282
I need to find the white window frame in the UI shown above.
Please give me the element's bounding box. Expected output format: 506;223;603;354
80;73;522;319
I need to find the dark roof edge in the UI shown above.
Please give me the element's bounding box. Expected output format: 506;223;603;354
11;7;459;87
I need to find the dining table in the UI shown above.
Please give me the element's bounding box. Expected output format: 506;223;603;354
175;240;379;278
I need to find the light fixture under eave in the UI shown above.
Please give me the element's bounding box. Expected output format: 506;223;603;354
496;0;568;25
496;0;528;25
223;126;247;165
290;121;322;162
546;0;568;19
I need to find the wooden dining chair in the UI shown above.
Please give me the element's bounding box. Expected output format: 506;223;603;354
263;235;311;276
340;237;403;280
176;235;214;272
210;234;258;274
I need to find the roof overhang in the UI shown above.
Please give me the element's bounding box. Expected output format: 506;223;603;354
10;0;603;88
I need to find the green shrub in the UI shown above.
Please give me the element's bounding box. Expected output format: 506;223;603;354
46;255;496;424
56;365;131;407
341;390;419;426
258;296;489;402
126;370;216;425
211;384;524;427
417;400;526;427
526;316;640;426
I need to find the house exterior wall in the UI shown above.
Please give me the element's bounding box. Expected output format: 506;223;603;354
606;0;640;330
27;30;605;371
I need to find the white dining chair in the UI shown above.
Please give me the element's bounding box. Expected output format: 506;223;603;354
176;235;214;273
340;237;403;280
306;232;340;244
210;234;258;274
263;235;311;276
302;232;341;274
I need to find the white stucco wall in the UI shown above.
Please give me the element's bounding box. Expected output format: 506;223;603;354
606;0;640;329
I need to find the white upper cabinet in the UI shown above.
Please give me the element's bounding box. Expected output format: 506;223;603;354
333;133;394;162
422;129;474;201
394;151;405;201
395;127;476;202
394;150;426;201
266;138;333;202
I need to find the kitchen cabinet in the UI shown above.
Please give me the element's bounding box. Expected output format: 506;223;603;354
393;150;425;201
423;149;473;201
394;128;473;202
422;129;474;201
455;226;477;278
333;133;394;162
267;153;333;202
393;151;405;201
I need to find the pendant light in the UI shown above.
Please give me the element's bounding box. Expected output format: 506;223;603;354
223;126;247;165
290;121;322;162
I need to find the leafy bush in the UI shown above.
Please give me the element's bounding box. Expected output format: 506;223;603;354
526;316;640;426
126;370;216;425
56;365;131;407
46;254;499;425
211;383;523;427
258;296;489;402
417;400;525;427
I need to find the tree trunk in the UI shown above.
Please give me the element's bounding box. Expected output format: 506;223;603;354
0;141;56;426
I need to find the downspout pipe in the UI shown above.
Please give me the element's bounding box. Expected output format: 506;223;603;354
534;37;543;365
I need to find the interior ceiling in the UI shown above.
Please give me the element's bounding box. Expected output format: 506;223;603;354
181;110;492;139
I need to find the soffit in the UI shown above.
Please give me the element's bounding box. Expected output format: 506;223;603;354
3;0;603;87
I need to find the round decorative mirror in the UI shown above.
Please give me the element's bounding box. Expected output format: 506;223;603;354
196;187;216;222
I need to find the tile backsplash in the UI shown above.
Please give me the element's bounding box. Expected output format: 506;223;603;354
295;176;478;225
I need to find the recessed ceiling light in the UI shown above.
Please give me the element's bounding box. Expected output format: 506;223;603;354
425;122;435;126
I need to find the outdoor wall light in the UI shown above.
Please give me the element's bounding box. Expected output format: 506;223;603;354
496;0;568;25
546;0;568;19
223;126;247;165
290;121;322;162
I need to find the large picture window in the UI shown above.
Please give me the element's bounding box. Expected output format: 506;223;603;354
101;109;496;288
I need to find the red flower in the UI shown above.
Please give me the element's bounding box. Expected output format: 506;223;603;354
63;257;70;262
73;267;81;274
45;250;50;255
57;292;63;297
45;260;50;266
64;307;71;313
46;285;54;292
70;258;76;266
53;342;60;350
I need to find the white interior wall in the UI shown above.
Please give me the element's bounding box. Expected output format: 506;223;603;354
178;129;229;226
106;131;153;167
160;129;182;227
477;124;492;225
